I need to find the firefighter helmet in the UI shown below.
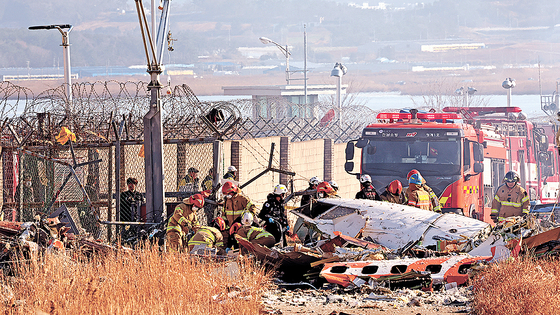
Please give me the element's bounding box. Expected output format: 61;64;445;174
309;176;320;186
360;174;372;184
221;181;238;195
317;182;335;195
229;222;242;235
212;217;227;231
273;184;288;195
504;170;520;183
328;180;339;191
408;173;423;185
407;169;420;180
388;180;403;195
241;212;253;226
227;165;237;172
188;194;205;208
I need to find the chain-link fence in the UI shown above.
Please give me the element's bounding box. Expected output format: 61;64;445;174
0;80;376;242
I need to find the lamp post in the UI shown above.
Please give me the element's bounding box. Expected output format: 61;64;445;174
455;86;477;107
260;36;291;85
502;77;516;108
29;24;73;112
331;62;347;126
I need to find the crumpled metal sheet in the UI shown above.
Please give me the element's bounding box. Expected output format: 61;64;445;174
291;198;491;251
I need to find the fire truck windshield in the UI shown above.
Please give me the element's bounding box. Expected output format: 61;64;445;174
362;139;461;176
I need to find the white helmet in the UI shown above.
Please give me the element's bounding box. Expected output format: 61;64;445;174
241;212;253;226
360;174;372;184
273;184;288;195
328;180;339;190
309;176;320;186
228;165;237;172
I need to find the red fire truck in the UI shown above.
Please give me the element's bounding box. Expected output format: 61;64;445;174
344;107;559;223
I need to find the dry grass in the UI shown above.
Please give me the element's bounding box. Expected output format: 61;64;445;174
471;257;560;315
0;245;270;314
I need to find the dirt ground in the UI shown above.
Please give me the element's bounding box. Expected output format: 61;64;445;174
261;287;471;315
267;303;466;315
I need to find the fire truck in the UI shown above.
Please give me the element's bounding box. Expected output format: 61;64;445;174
344;107;560;223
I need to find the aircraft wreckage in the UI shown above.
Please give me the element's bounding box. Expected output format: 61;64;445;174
291;198;492;252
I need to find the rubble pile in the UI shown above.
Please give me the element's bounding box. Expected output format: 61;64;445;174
231;200;560;313
0;207;118;275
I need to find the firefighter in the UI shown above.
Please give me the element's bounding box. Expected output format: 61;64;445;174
407;169;441;212
259;184;289;244
221;181;258;226
300;176;320;206
328;180;340;197
201;168;214;191
233;213;276;249
380;180;407;204
355;174;381;200
406;174;433;210
178;167;200;192
317;181;336;198
223;165;237;181
165;193;203;252
490;170;530;222
187;225;226;254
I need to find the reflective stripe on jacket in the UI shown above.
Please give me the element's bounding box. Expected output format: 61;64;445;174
224;192;257;224
491;184;530;218
167;202;199;235
406;184;433;211
188;226;224;248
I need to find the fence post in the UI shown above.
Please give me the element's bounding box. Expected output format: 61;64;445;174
323;138;334;182
107;145;113;241
213;140;222;188
231;141;241;182
177;143;186;191
279;136;290;186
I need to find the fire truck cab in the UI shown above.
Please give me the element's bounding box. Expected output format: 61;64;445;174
344;107;559;224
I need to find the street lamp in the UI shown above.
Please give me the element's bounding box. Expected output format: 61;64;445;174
331;62;347;125
502;77;516;107
455;86;477;107
259;36;291;85
29;24;73;112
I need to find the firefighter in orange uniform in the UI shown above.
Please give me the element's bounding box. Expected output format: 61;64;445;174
407;169;441;212
187;225;226;254
221;181;258;226
380;180;407;204
232;213;276;248
406;174;433;210
490;171;530;222
166;194;203;252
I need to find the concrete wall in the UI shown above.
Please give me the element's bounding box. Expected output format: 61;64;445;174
333;142;362;199
222;137;362;206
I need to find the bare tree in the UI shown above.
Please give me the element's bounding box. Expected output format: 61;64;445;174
411;77;490;111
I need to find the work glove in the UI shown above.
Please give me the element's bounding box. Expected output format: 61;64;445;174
268;218;275;224
490;214;498;224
